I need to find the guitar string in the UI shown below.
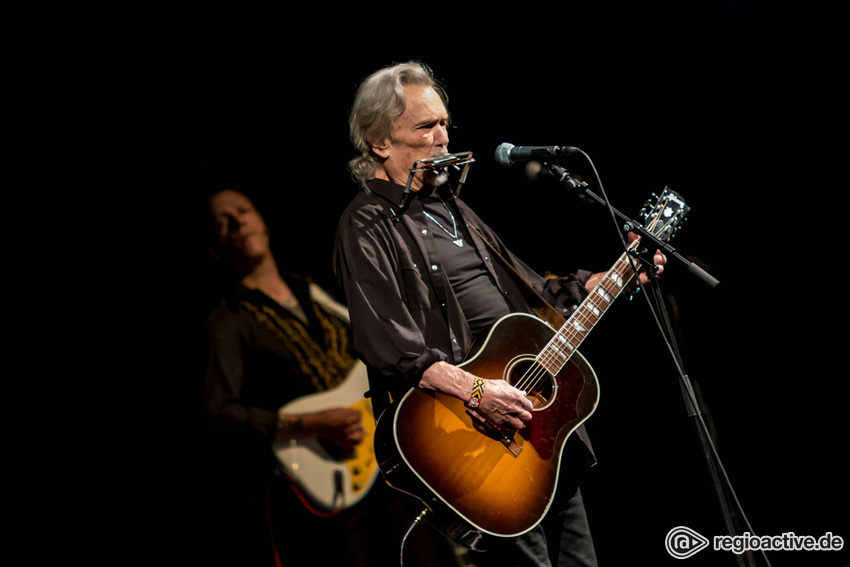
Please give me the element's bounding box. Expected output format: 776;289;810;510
513;202;677;395
514;252;635;394
514;226;648;391
525;250;637;391
515;233;650;392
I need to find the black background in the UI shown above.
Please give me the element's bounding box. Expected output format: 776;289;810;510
21;3;848;566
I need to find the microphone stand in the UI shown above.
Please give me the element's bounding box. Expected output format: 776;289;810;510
543;162;762;567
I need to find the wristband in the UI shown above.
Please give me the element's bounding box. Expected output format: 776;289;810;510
466;377;485;409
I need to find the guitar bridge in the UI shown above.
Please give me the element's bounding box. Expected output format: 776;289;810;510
499;434;522;457
467;410;523;457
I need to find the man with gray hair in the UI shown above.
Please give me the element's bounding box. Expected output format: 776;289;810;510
334;61;665;566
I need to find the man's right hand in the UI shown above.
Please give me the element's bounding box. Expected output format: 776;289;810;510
420;361;533;431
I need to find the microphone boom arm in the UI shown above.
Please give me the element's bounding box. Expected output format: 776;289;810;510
541;162;719;288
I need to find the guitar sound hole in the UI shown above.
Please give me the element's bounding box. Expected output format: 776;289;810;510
507;357;555;410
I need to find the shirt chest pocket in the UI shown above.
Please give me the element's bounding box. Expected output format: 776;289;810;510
399;259;436;311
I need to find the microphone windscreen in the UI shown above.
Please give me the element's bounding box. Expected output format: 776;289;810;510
494;143;514;166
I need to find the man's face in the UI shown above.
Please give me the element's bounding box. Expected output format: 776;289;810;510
209;189;270;262
372;84;449;191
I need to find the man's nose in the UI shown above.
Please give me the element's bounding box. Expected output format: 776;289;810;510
435;124;449;147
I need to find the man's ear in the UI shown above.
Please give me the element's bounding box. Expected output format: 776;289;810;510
371;138;390;159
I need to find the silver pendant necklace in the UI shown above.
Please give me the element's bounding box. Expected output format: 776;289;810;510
423;195;464;247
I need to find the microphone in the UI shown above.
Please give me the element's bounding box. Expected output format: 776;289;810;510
494;143;579;166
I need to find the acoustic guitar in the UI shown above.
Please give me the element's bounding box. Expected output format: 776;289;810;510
373;188;689;548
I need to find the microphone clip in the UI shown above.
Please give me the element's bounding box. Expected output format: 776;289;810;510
544;163;588;192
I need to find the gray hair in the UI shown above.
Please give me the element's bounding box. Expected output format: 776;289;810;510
347;61;447;182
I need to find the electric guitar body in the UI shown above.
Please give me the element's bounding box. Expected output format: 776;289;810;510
273;361;378;515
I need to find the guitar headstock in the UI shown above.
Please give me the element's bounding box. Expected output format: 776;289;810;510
639;187;689;242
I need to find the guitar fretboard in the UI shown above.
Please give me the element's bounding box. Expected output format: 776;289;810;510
530;187;687;381
536;246;640;376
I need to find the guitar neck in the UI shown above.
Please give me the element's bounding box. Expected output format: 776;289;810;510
534;187;689;379
537;246;640;376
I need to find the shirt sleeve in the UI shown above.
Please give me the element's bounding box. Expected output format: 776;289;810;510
333;204;448;388
203;303;279;440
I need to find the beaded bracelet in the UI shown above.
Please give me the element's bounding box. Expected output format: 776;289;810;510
466;377;485;409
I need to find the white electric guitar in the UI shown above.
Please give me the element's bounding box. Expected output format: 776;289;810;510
272;285;379;515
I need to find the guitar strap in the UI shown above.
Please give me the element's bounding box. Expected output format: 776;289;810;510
309;282;352;324
468;224;567;330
